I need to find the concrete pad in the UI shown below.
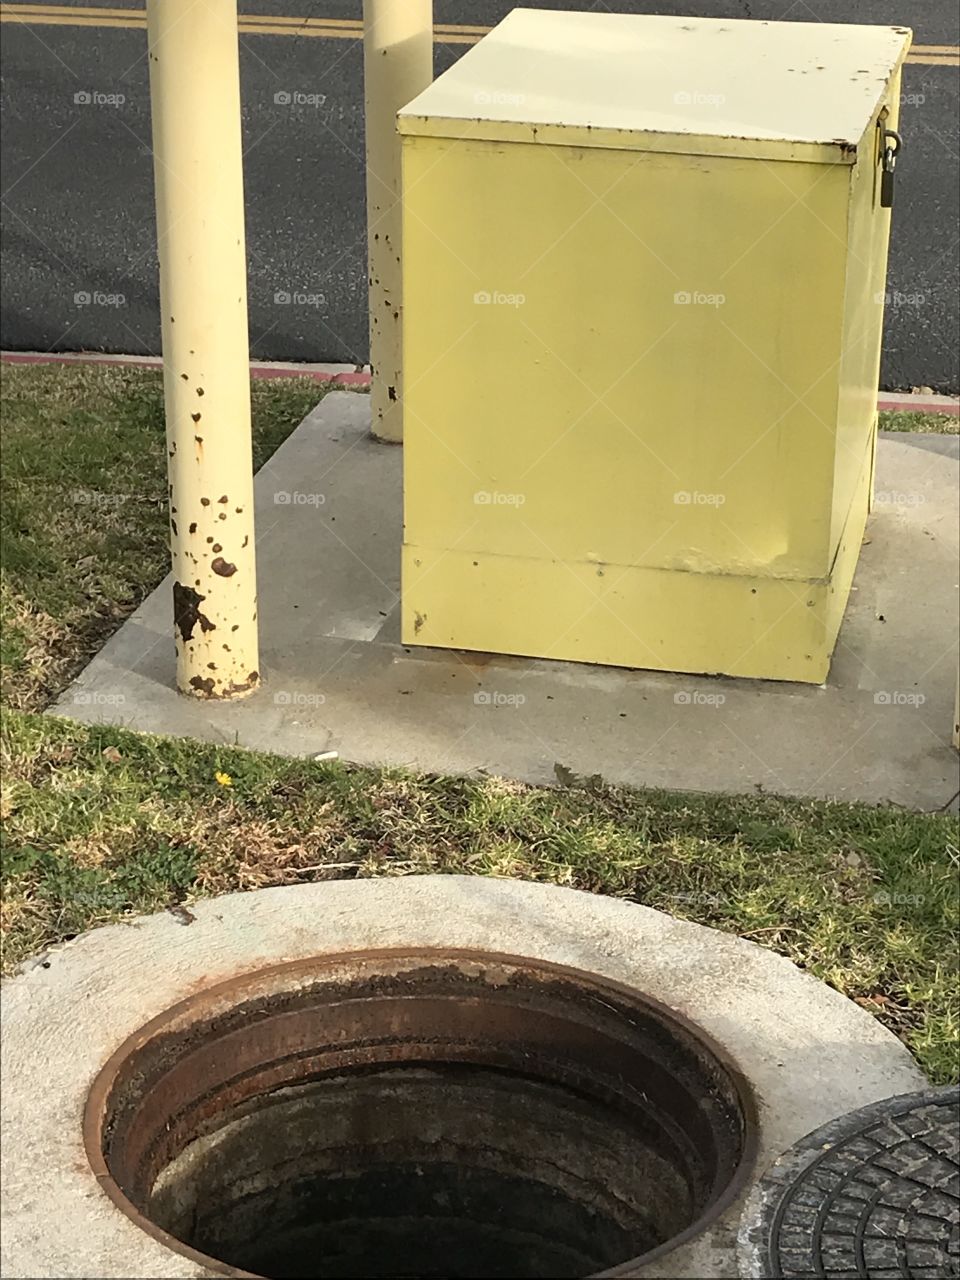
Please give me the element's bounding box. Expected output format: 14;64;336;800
53;392;959;810
1;878;927;1279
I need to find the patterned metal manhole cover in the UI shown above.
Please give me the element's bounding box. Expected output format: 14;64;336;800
738;1086;960;1280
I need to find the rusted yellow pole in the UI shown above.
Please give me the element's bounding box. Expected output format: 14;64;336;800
363;0;433;442
146;0;260;698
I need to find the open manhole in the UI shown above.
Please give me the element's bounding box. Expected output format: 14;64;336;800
84;948;756;1279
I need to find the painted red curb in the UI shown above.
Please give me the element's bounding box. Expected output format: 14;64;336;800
3;352;957;412
877;395;958;417
0;351;372;387
250;366;370;385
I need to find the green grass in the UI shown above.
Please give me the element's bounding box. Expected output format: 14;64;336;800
1;361;957;1084
879;409;958;434
2;710;957;1081
0;363;326;709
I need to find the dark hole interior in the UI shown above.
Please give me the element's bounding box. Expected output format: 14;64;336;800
89;952;750;1279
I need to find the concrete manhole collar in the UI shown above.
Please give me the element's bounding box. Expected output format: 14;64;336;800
1;877;929;1279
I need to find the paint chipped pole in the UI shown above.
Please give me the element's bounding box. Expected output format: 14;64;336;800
146;0;260;698
364;0;433;442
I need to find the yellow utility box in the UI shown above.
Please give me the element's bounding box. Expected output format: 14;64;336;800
399;10;911;683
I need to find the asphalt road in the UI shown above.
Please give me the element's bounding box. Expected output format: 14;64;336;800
1;0;958;389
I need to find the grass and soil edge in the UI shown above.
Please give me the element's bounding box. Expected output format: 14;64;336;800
3;708;957;1082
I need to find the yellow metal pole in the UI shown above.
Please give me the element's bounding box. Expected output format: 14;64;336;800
146;0;260;698
364;0;433;442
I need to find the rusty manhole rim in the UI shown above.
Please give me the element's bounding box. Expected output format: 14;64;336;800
83;946;760;1280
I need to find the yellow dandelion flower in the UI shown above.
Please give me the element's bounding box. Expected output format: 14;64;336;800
215;771;233;787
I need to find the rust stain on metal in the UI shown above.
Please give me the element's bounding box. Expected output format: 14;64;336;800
224;671;259;696
173;582;216;641
188;675;216;696
211;558;237;578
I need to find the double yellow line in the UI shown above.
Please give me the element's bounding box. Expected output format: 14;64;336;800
0;4;485;43
0;3;957;63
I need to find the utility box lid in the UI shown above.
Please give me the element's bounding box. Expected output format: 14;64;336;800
398;9;911;163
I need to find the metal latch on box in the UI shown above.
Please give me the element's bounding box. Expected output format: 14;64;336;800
879;124;902;209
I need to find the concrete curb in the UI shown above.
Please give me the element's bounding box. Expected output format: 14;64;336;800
3;352;958;412
1;350;372;387
1;878;927;1280
877;389;960;415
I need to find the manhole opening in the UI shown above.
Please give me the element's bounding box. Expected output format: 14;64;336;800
85;950;755;1279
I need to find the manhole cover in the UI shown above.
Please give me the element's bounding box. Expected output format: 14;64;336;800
738;1086;960;1280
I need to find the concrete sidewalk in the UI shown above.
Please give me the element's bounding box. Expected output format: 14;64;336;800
54;392;959;810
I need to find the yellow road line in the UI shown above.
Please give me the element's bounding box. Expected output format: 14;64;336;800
0;5;956;62
0;7;484;41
